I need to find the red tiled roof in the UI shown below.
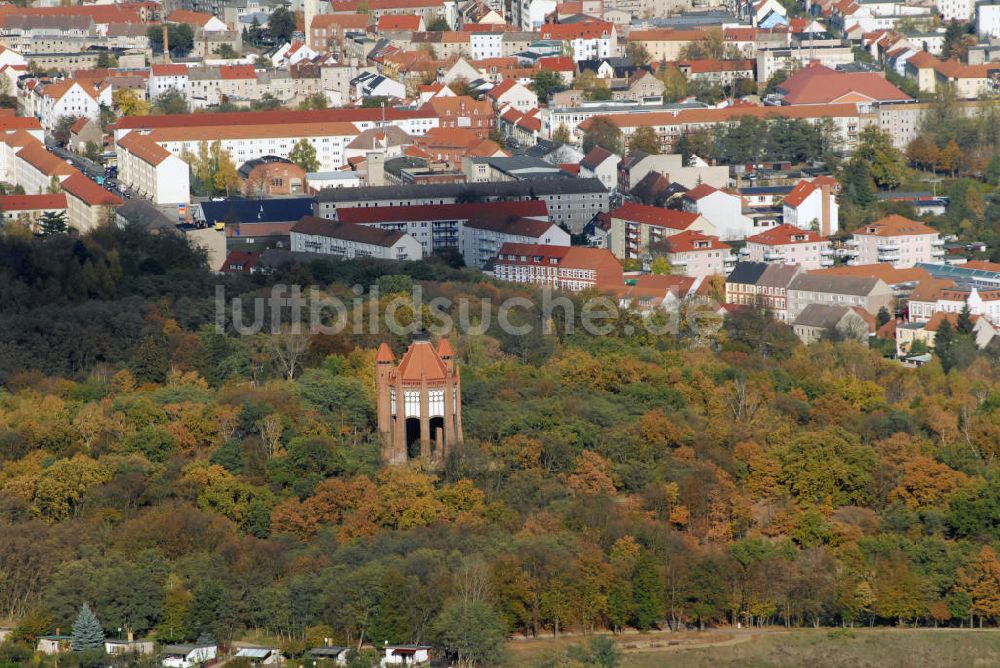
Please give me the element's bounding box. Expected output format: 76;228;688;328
336;200;547;224
496;242;623;288
61;172;123;206
578;102;862;131
114;107;434;132
151;64;188;76
746;223;827;246
310;14;370;30
117;132;172;166
776;63;911;104
611;202;700;230
166;9;216;26
679;59;754;73
377;14;422;30
856;214;937;237
541;20;615;40
661;229;729;253
16;142;77;177
629;28;711;41
682;183;719;201
0;193;66;211
219;65;256;80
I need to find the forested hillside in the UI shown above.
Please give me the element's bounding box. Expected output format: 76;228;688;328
3;228;1000;668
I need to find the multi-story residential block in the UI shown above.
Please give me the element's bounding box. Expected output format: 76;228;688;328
792;303;874;344
608;202;714;260
290;215;423;261
0;193;67;231
334;200;550;255
315;179;609;234
61;171;123;231
618;151;728;193
680;184;761;241
147;63;190;100
655;230;733;279
116;132;191;205
27;79;104;132
577;103;868;154
579;146;619;193
486;79;538;113
786;274;894;320
849;214;943;268
540;21;617;62
493;243;624;292
725;261;804;321
743;224;833;270
782;176;839;235
461;215;569;269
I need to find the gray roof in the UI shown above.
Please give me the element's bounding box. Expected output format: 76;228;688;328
316;178;608;203
163;644;216;654
291;215;407;247
471;156;572;179
788;273;882;296
758;263;802;288
309;647;349;657
726;261;770;285
792;303;853;329
116;199;177;230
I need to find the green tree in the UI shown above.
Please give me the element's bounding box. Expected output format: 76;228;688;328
151;88;190;115
71;603;105;651
96;51;118;68
427;17;450;31
876;306;891;328
629;126;661;155
631;551;662;630
850;127;906;190
131;335;169;384
298;93;329;110
39;210;68;236
288;138;320;173
215;43;238;59
582;117;623;155
432;600;507;667
269;7;296;42
552;123;571;146
530;70;566;102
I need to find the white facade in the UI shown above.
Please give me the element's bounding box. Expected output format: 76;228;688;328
978;3;1000;39
117;136;191;205
850;218;943;268
682;189;760;241
33;82;101;132
461;219;569;269
162;645;217;668
470;32;503;60
291;227;423;261
939;0;975;22
516;0;556;30
744;234;833;270
148;68;190;99
490;82;538;114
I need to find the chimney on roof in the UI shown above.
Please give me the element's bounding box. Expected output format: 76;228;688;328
820;183;831;237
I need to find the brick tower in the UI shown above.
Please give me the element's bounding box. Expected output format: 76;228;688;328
376;332;463;465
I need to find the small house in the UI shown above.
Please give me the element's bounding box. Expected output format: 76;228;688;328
162;643;218;668
36;635;71;655
105;635;156;655
309;646;351;665
381;644;432;666
234;646;283;664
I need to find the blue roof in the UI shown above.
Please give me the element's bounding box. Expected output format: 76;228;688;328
915;262;1000;288
199;197;313;224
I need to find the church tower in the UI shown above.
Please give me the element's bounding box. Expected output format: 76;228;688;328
376;332;463;465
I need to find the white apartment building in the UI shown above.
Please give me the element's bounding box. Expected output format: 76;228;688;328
290;216;423;261
782;176;840;236
743;224;833;270
147;63;190;99
540;22;617;62
461;216;569;269
680;184;761;241
659;230;733;279
131;122;360;175
470;32;503;60
849;214;943;268
116;132;191;205
493;243;624;292
29;80;103;132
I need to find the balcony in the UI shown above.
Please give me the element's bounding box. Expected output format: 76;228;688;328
877;243;900;252
844;239;859;248
932;238;944;247
738;247;750;256
877;252;900;263
820;258;834;267
764;251;784;261
820;248;835;256
931;248;945;257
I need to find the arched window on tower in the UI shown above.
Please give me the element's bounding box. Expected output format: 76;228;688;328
404;390;420;416
429;389;444;416
390;388;396;413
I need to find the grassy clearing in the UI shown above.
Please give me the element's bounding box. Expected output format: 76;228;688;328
509;628;1000;668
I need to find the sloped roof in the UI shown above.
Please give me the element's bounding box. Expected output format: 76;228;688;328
611;202;700;230
856;214;937;237
776;63;912;104
395;339;450;382
746;223;827;246
62;172;123;206
580;146;616;170
291;215;407;247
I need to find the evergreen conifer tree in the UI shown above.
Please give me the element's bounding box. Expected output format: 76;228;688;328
71;603;105;651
